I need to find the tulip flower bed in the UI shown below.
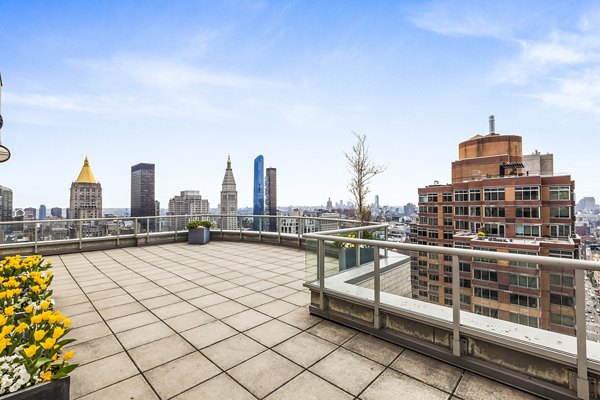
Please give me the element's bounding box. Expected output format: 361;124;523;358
0;255;77;397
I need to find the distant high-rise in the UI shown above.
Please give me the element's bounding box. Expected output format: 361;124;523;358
131;163;156;230
168;190;209;230
326;197;333;212
523;150;554;176
69;157;103;220
220;156;238;230
265;167;277;232
0;185;13;221
51;207;62;218
38;205;46;220
253;155;265;230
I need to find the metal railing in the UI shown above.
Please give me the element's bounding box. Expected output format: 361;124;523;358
303;231;600;400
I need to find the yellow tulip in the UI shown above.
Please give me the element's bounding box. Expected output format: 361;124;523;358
0;292;5;300
34;329;46;341
41;311;51;321
40;301;50;311
0;314;7;326
31;286;41;294
41;371;52;381
14;323;28;334
41;337;56;350
63;318;72;328
62;350;75;361
24;344;38;358
24;304;34;314
31;314;43;324
1;325;14;336
4;306;14;315
52;327;65;339
0;338;10;353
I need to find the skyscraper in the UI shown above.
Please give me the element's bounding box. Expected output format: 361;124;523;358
410;118;578;334
220;155;238;230
50;207;62;219
168;190;209;230
253;155;264;230
38;205;46;220
131;163;155;231
69;157;103;219
265;167;277;232
0;185;13;221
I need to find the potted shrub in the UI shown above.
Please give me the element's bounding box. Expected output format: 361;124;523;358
335;231;375;271
186;220;212;245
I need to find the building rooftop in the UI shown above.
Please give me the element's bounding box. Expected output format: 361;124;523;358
52;241;539;399
74;157;97;184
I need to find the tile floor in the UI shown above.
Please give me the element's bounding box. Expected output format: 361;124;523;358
46;242;541;399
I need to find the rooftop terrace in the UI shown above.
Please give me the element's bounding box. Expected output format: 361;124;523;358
50;241;539;399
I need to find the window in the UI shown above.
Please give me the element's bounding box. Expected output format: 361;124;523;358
429;284;439;291
444;298;453;305
454;242;470;249
427;229;438;239
444;265;452;273
473;247;496;264
454;190;468;202
459;262;471;273
444;276;452;284
549;250;574;259
442;193;452;202
509;250;538;269
515;224;540;237
469;189;481;201
470;222;482;233
509;274;538;288
474;305;498;318
428;263;439;271
428;252;438;260
454;206;469;216
550;225;571;238
443;231;453;240
474;287;498;301
484;206;505;217
429;294;439;302
454;220;469;230
443;218;453;226
419;290;428;297
470;207;481;216
418;270;427;277
515;207;540;218
510;313;539;328
510;294;539;308
549;186;570;200
550;294;574;307
460;278;471;288
515;186;540;200
460;294;471;305
551;313;575;327
444;287;452;295
429;274;439;281
550;274;574;287
483;223;505;236
473;269;497;282
442;206;452;214
484;188;505;201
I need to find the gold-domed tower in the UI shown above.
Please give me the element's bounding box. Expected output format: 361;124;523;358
69;157;102;219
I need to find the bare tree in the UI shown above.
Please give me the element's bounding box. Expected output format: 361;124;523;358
344;133;386;225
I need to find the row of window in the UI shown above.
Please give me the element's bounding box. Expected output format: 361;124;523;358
422;186;571;204
475;307;574;328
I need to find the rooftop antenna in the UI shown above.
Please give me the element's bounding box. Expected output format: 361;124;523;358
489;115;495;135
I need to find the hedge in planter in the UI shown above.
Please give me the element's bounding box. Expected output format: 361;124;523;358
186;220;212;245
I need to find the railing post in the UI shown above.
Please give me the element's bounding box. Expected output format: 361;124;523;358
239;216;243;239
220;216;224;238
452;255;461;357
298;218;302;246
259;217;262;242
146;217;150;244
374;245;381;329
34;222;38;253
174;216;178;241
575;268;590;400
116;218;120;246
318;238;326;311
356;231;361;268
134;217;138;241
384;226;388;259
79;220;83;250
278;217;281;244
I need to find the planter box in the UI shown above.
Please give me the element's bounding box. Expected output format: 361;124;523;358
339;247;375;270
188;227;210;245
1;376;70;400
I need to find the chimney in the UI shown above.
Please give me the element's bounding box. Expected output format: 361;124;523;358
489;115;495;134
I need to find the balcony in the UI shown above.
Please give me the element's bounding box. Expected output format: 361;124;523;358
1;215;594;399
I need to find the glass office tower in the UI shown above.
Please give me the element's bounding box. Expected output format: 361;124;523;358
253;155;264;231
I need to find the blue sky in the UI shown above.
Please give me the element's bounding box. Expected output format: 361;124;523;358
1;1;599;209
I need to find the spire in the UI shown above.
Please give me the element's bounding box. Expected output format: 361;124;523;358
74;156;97;183
227;154;231;169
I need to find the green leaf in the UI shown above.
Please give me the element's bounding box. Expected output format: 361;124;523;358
57;338;77;347
34;357;52;369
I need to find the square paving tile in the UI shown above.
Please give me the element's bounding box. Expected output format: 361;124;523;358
66;322;113;344
177;286;211;300
77;374;159;400
391;350;462;393
222;309;272;331
164;310;215;332
202;333;267;370
141;294;181;309
67;335;124;366
245;319;301;348
92;294;136;309
273;332;337;368
116;321;174;349
71;311;103;329
106;311;160;333
343;333;404;366
361;368;449;400
152;301;198;319
144;352;220;399
307;320;357;345
255;300;298;318
310;347;384;396
236;292;276;308
228;350;303;399
172;373;255;400
277;307;322;330
204;300;248;319
265;371;353;400
70;352;139;398
129;334;195;371
454;372;540;400
181;320;238;349
96;301;147;320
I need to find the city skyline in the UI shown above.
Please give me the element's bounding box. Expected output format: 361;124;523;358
2;2;600;208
